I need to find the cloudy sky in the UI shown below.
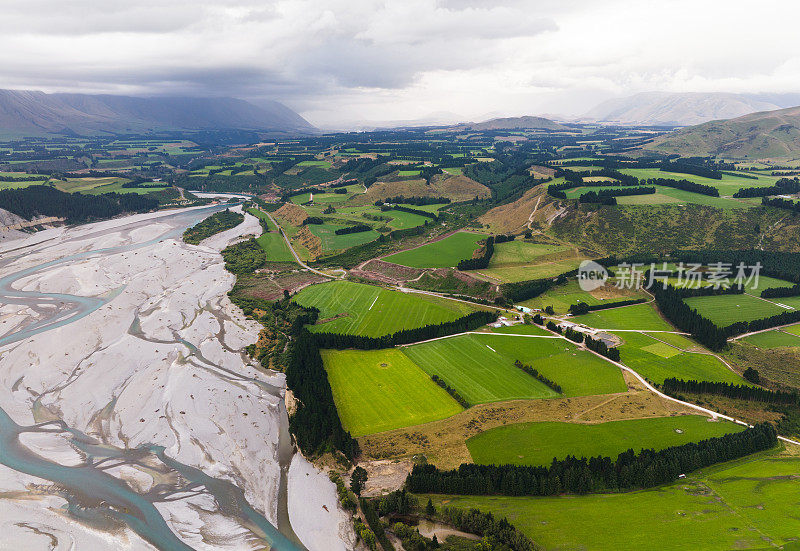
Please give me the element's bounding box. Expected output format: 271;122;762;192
2;0;799;127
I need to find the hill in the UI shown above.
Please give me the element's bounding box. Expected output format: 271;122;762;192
583;92;781;126
645;105;800;158
454;115;570;132
0;89;315;136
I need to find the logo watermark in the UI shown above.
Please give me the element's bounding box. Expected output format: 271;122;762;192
579;261;762;291
578;260;609;292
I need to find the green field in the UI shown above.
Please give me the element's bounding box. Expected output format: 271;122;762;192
742;329;800;348
618;167;778;195
293;280;476;337
619;332;747;385
384;232;485;268
487;241;571;268
466;416;744;466
571;302;673;331
402;333;627;404
518;279;647;313
490;324;551;336
563;184;748;209
322;349;462;436
478;257;587;283
684;293;788;326
306;223;380;251
383;208;431;230
246;208;296;262
426;451;800;550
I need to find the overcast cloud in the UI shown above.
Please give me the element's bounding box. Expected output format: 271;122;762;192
1;0;799;127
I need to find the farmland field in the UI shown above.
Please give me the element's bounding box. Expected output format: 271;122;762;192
306;222;380;250
518;279;648;313
487;241;571;268
618;167;778;195
247;208;296;262
684;293;787;326
402;333;627;403
563;185;748;209
618;332;747;385
742;329;800;348
293;280;476;337
383;231;485;268
322;349;462;436
571;302;673;331
466;415;744;466
425;451;800;550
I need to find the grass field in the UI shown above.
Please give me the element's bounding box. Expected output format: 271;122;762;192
466;415;744;466
402;333;627;403
322;349;462;436
247;208;296;262
571;302;673;331
293;280;476;337
383;232;485;268
476;257;587;283
383;208;431;230
619;332;747;385
306;223;380;251
618;167;778;195
742;329;800;348
563;185;748;209
487;241;571;268
684;293;788;326
518;279;647;313
425;451;800;550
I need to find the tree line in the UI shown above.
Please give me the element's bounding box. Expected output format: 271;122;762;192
646;177;719;197
286;329;359;458
568;298;647;315
457;236;494;270
406;423;777;496
312;310;498;350
733;177;800;198
431;374;471;408
514;360;562;393
380;195;451;206
651;284;734;350
0;185;159;223
761;284;800;298
660;378;798;405
183;209;244;244
660;161;722;179
335;224;372;235
762;196;800;213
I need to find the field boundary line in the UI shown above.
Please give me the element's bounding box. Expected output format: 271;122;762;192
396;330;561;347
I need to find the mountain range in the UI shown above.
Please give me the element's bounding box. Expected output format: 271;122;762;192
0;90;315;136
645;104;800;158
452;115;570;132
583;92;800;126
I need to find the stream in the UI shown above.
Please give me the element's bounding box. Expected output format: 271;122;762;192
0;206;304;551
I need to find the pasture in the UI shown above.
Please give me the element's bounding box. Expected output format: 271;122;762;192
518;279;648;313
466;415;744;467
618;167;778;195
487;241;571;268
683;293;787;326
247;208;295;262
570;302;673;331
402;333;627;403
618;332;747;385
293;280;476;337
383;231;485;268
306;222;380;251
425;451;800;550
322;349;462;437
477;257;586;283
742;329;800;348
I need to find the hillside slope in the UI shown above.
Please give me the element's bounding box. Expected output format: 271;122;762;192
454;116;570;132
645;105;800;158
0;89;315;136
583;92;781;126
